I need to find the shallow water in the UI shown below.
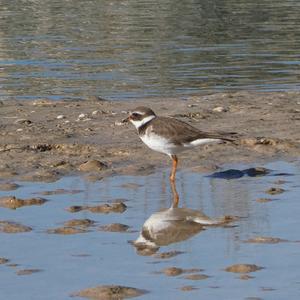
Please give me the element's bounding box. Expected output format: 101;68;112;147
0;160;300;299
1;0;300;101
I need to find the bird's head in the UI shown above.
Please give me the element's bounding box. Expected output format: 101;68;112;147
122;107;156;129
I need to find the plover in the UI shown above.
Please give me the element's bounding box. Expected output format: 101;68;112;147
123;106;234;181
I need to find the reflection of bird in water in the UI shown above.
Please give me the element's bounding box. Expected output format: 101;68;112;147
133;205;235;256
133;176;236;255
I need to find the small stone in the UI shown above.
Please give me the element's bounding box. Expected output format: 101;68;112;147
239;274;254;280
0;196;47;209
265;187;285;195
64;219;95;227
154;251;184;259
0;221;32;233
78;160;108;172
184;274;210;280
213;106;227;113
224;264;263;273
92;110;99;115
32;99;53;106
7;263;19;268
88;202;127;214
99;223;129;232
0;258;9;264
162;267;183;276
16;128;23;132
40;189;83;195
71;285;148;299
256;198;273;203
120;183;142;190
56;115;65;119
67;206;86;213
180;285;198;291
47;227;87;235
78;113;87;119
244;236;288;244
115;121;126;126
15;118;32;125
16;269;42;275
0;182;20;191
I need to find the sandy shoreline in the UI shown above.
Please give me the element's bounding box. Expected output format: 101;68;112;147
1;91;300;182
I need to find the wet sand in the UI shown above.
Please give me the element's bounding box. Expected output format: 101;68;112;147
1;91;300;181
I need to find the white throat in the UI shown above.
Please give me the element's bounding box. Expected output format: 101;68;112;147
130;115;155;130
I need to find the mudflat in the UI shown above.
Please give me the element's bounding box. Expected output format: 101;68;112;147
1;91;300;181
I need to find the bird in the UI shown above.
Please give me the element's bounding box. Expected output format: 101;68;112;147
123;106;234;182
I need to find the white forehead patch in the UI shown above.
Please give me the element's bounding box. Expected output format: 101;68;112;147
129;115;155;129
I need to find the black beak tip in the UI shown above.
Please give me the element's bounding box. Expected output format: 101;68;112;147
121;117;130;123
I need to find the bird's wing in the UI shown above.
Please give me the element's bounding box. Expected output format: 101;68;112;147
150;117;232;145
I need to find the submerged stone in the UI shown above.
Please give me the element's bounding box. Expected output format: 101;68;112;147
224;264;264;273
71;285;148;299
78;160;108;172
0;221;32;233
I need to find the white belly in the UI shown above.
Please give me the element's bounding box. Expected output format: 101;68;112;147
140;133;180;156
140;133;221;156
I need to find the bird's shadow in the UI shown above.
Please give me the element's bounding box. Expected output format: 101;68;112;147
207;166;294;180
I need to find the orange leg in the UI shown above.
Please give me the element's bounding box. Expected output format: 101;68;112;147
169;155;178;182
170;178;179;208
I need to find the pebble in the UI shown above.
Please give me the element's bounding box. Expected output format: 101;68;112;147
0;257;9;264
184;274;210;280
0;221;32;233
98;223;129;232
180;285;198;291
224;264;264;273
92;110;100;116
32;99;53;106
56;115;65;119
88;202;127;214
256;198;273;203
78;160;108;172
115;121;126;126
265;187;285;195
47;227;88;235
213;106;227;113
67;202;127;214
244;236;288;244
72;285;148;299
0;196;47;209
162;267;183;276
78;113;87;119
154;251;184;259
16;269;42;276
15;118;32;125
64;219;95;227
239;274;254;280
0;183;20;191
